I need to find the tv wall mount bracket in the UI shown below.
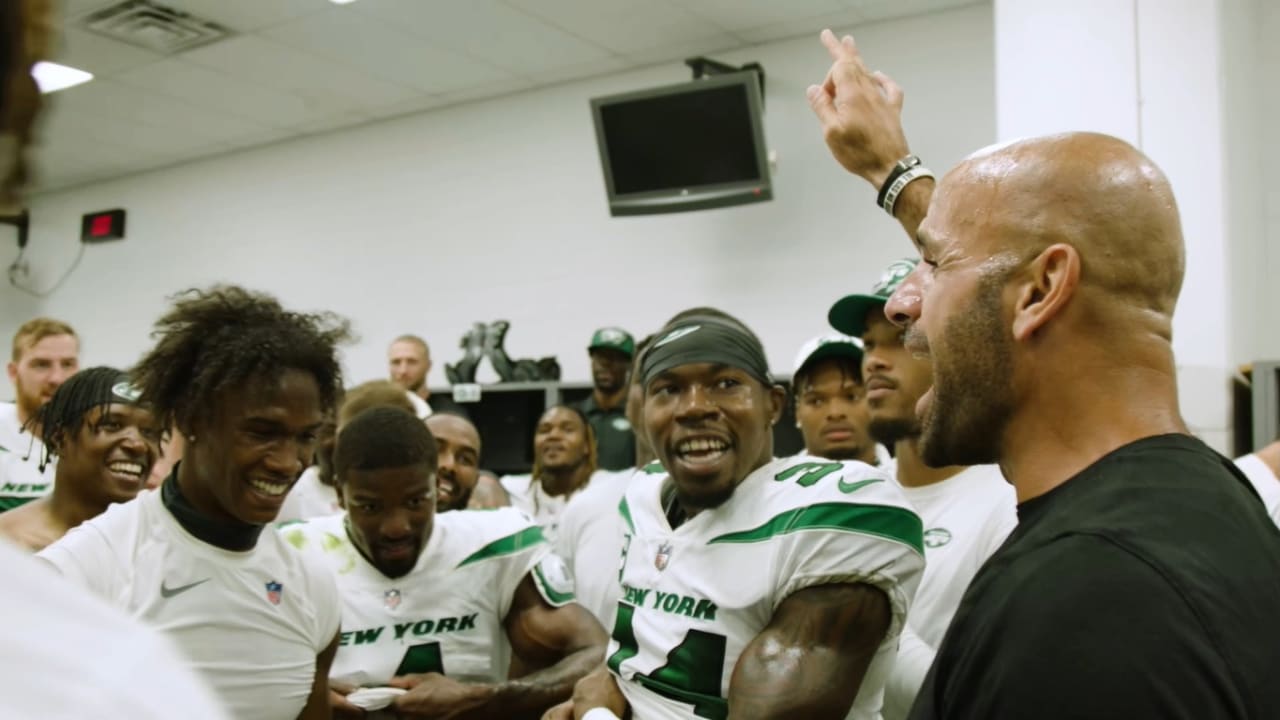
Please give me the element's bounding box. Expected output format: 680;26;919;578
684;56;765;105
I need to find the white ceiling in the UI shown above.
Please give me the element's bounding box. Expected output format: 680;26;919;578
36;0;977;193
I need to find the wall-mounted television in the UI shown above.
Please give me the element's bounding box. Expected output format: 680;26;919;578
590;71;771;217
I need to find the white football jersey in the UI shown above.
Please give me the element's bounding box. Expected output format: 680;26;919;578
610;455;924;720
556;465;656;628
882;464;1017;720
282;507;575;687
1236;453;1280;528
0;402;55;511
38;489;341;720
0;538;230;720
276;466;341;523
501;471;607;544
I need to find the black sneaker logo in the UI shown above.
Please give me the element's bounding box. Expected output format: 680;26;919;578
160;578;210;598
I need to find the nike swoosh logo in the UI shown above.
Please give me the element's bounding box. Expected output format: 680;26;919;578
160;578;210;598
837;477;885;494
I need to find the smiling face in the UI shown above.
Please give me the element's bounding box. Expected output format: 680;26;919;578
424;413;480;511
184;369;325;525
340;463;435;579
884;175;1018;467
644;362;784;511
534;406;590;472
58;403;160;505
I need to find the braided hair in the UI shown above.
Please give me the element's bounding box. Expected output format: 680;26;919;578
31;366;133;469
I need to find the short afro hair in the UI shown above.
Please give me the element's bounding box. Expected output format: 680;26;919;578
334;406;437;483
131;285;352;435
338;380;415;428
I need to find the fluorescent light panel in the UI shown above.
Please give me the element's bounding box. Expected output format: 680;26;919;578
32;61;94;93
329;0;361;4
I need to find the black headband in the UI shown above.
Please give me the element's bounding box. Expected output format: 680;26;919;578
641;320;772;387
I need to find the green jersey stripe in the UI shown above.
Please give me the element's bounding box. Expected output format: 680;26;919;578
533;563;576;605
706;502;924;554
618;496;636;534
456;526;545;567
0;496;37;512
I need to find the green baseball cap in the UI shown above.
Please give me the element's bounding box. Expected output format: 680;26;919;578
588;327;635;357
828;258;919;337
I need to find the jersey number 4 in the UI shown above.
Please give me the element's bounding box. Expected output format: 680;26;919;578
607;603;728;720
396;642;445;676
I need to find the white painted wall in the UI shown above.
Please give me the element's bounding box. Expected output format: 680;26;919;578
0;4;995;392
994;0;1275;451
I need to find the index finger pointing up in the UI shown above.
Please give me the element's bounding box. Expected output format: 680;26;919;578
820;28;868;71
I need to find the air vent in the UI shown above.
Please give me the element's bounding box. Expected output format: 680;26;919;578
79;0;232;55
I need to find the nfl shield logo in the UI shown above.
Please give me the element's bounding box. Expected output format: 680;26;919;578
655;542;673;571
384;589;402;610
265;580;283;606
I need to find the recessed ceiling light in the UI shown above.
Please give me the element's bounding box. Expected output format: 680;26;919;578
31;61;94;93
329;0;360;4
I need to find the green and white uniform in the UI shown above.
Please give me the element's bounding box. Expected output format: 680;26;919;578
609;455;925;720
0;402;54;510
282;507;575;687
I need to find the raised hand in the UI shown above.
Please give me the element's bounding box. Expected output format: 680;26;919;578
807;29;911;187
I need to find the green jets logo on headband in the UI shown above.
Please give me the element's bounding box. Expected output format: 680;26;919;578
655;325;701;348
111;381;142;402
871;259;918;297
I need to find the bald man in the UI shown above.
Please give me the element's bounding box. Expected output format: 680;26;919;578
810;29;1280;720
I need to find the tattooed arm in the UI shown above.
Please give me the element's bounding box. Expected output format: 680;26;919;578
726;583;891;719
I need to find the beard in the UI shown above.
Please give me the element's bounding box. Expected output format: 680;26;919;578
869;415;920;447
918;274;1015;468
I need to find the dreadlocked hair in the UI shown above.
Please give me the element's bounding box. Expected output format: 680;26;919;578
130;285;353;436
334;406;437;484
531;404;597;506
31;365;126;468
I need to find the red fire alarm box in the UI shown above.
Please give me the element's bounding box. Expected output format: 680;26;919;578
81;209;126;243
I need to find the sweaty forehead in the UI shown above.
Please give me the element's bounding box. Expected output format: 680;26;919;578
920;167;1009;258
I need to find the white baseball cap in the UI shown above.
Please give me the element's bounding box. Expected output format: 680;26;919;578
792;333;864;379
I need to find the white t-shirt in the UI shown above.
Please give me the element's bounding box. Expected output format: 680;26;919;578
0;401;55;511
282;508;573;688
882;464;1018;720
556;466;646;628
0;538;231;720
38;489;342;720
612;454;924;720
276;466;341;523
501;470;606;544
1235;453;1280;528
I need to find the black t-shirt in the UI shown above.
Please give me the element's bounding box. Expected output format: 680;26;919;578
910;434;1280;720
577;395;635;472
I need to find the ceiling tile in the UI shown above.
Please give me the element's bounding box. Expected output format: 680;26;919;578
54;26;165;75
162;0;327;32
178;34;422;114
262;8;515;95
673;0;848;32
849;0;981;22
734;7;867;44
618;35;747;68
353;0;616;74
503;0;739;55
114;59;325;129
49;78;276;146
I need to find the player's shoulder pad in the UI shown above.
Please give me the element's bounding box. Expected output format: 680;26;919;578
762;455;905;507
449;507;548;569
278;512;346;553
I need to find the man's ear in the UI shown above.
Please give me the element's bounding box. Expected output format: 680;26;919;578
768;384;787;426
1010;244;1081;341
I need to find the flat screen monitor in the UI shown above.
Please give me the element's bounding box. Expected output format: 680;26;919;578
590;71;771;216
